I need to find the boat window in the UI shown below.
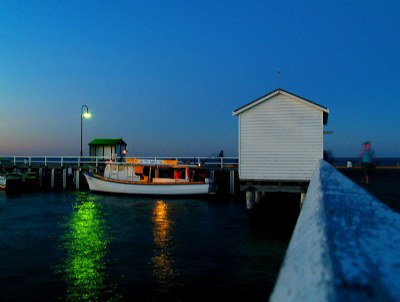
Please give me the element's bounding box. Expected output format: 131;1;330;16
134;166;144;175
158;167;174;179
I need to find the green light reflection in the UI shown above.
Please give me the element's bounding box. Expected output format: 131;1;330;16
62;192;118;302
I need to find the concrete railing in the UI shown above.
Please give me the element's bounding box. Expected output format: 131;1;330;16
270;160;400;302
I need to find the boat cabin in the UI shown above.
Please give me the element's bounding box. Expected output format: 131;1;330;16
103;160;210;184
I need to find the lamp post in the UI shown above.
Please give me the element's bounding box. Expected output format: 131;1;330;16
80;105;92;157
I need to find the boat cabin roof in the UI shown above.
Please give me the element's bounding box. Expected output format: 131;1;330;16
106;162;202;169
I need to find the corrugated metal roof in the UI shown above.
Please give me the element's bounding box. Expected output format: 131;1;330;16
88;138;127;145
232;88;329;125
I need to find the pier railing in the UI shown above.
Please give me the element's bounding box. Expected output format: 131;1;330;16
270;159;400;301
0;155;238;170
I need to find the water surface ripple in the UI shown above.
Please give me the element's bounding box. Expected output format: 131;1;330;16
0;191;293;301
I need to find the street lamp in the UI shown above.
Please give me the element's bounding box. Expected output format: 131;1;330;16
80;105;92;157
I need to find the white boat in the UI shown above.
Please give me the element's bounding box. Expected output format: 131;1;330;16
84;158;213;196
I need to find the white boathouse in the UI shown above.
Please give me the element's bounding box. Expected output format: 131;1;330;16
232;89;329;204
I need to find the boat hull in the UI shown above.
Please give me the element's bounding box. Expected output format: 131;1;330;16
84;172;210;195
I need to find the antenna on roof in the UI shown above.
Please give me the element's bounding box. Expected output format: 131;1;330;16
277;69;280;89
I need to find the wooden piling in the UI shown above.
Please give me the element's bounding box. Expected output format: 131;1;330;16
229;170;235;194
246;191;255;209
39;168;43;188
246;191;262;209
300;192;306;208
51;169;55;188
63;169;67;189
75;169;80;190
210;170;215;183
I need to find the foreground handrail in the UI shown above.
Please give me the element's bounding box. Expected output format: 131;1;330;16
270;159;400;301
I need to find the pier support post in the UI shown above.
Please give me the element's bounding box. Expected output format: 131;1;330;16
75;169;80;190
51;169;55;189
246;191;255;210
300;192;306;209
255;191;262;204
63;169;67;189
246;190;263;210
229;170;235;194
39;168;43;188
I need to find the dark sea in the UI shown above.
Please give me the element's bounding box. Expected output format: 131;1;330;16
0;190;297;302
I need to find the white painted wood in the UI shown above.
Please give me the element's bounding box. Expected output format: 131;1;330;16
84;163;211;195
233;90;328;181
93;145;116;158
84;172;210;195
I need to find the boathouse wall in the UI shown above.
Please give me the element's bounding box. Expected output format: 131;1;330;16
233;89;329;183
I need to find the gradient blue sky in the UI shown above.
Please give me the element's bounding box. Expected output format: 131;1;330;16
1;1;399;158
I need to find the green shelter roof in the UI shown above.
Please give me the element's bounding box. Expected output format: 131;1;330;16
88;138;127;146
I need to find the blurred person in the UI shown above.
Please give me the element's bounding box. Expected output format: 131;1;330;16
358;141;377;184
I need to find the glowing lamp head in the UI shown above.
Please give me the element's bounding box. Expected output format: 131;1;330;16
83;111;92;119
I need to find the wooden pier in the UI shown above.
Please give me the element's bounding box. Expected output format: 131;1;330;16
337;166;400;213
270;160;400;301
0;156;239;193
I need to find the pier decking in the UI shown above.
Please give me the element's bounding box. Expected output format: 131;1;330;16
337;166;400;213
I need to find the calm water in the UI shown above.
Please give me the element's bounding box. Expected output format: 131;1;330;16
0;190;294;302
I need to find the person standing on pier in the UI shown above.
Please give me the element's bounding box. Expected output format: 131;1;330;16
358;141;377;184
